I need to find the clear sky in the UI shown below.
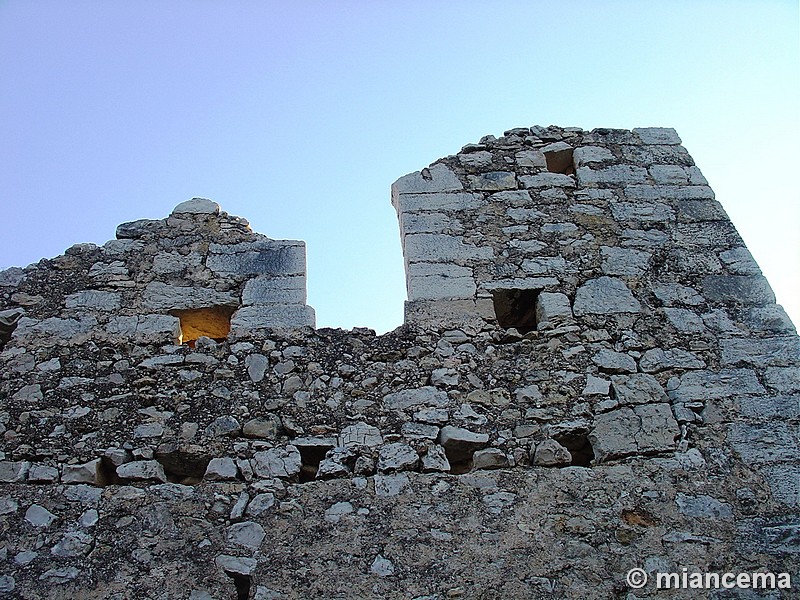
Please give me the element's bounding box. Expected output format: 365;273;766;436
1;1;798;334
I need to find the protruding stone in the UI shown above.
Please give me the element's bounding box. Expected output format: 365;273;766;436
172;198;220;215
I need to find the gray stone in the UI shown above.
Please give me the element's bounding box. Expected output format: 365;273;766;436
51;531;93;557
116;460;167;482
25;504;57;527
105;315;181;343
532;439;572;466
590;403;679;462
374;473;409;497
535;292;573;329
634;127;681;144
79;508;99;528
230;304;316;330
439;426;489;452
142;281;237;311
759;465;800;508
134;422;164;438
208;239;306;276
0;496;18;515
39;567;79;584
482;491;517;514
573;277;641;315
467;171;516;191
116;218;163;239
460;150;493;167
583;375;610;396
472;448;508;470
521;256;568;274
431;368;459;387
600;246;650;276
151;251;203;274
573;145;614;167
370;555;395;577
204;416;241;437
663;308;706;333
242;276;306;305
391;164;463;194
702;275;776;305
215;554;257;576
401;422;439;439
728;423;798;464
639;348;705;373
668;369;765;402
408;268;476;301
392;192;484;213
719;247;761;275
61;459;100;485
242;415;282;439
245;353;269;382
28;464;59;483
515;149;546;168
0;266;25;287
592;349;636;374
610;373;669;406
720;336;800;368
765;367;800;393
383;386;448;410
65;290;120;311
252;446;302;479
744;305;796;334
324;501;354;523
611;202;674;223
576;165;648;186
377;443;419;473
403;233;492;264
204;457;238;481
172;197;220;214
338;422;383;448
519;173;575;188
421;445;451;472
675;493;733;519
246;493;276;517
227;521;265;549
12;383;43;402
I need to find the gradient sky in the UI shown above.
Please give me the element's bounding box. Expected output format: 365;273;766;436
1;1;798;333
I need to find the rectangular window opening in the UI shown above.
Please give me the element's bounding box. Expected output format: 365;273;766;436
170;305;236;347
491;288;540;334
544;147;575;175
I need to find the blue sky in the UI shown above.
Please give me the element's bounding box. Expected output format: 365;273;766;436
1;1;798;333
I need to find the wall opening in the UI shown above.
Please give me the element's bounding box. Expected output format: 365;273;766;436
552;431;594;467
491;289;539;333
544;146;575;175
224;571;251;600
170;306;236;347
0;309;23;351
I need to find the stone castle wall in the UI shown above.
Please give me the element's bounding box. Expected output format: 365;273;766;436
0;126;797;599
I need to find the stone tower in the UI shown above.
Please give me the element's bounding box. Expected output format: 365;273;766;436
0;126;797;599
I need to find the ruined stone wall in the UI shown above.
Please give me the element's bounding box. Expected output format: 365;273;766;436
0;126;798;599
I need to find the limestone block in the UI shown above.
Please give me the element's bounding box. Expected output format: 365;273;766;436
592;350;636;374
171;198;220;215
759;464;800;508
573;277;641;316
633;127;682;145
116;460;167;482
383;387;448;410
230;305;315;330
392;192;484;214
472;448;509;470
765;366;800;394
0;267;25;288
252;446;301;479
242;276;306;305
521;256;568;275
66;290;122;311
590;404;679;462
459;151;493;168
663;308;706;333
720;336;800;368
639;348;705;373
115;218;164;239
421;445;451;472
572;146;614;167
667;369;765;403
204;458;238;481
519;173;575;188
744;305;796;334
728;423;798;464
12;316;97;346
576;165;648;186
652;283;703;306
482;278;559;291
624;185;715;201
227;521;265;549
151;251;203;274
439;426;489;452
675;494;733;519
719;247;761;275
404;298;493;327
25;504;57;528
702;275;775;306
0;461;30;483
143;282;236;312
675;199;728;222
400;212;463;235
609;373;669;405
467;171;516;191
531;439;572;466
207;240;306;277
377;443;419;473
242;414;281;438
391;164;463;195
339;422;383;448
535;292;573;330
600;247;651;276
515;149;546;168
507;207;545;222
105;315;181;343
649;165;689;185
403;233;492;264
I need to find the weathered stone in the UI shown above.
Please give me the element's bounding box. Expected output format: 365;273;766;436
204;416;241;438
668;369;765;402
439;426;489;453
609;373;669;406
702;275;776;306
25;504;57;527
573;277;641;315
720;336;800;368
172;197;220;215
592;349;636;374
590;404;679;462
600;246;650;276
252;446;302;479
227;521;265;549
467;171;516;191
377;443;419;473
65;290;120;311
639;348;705;373
421;445;451;472
116;460;167;482
142;281;237;311
383;387;448;410
675;494;733;519
728;423;798;464
242;415;282;439
535;292;573;329
61;459;100;485
532;439;572;466
204;457;238;481
242;276;306;305
208;240;306;276
245;353;268;382
392;164;463;194
230;304;316;330
472;448;508;470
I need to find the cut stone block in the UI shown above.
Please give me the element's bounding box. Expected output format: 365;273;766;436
242;276;306;305
207;240;306;277
573;277;641;315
